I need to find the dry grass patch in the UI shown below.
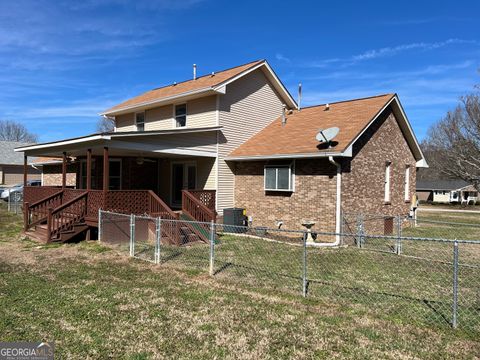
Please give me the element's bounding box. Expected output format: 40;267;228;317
1;205;480;359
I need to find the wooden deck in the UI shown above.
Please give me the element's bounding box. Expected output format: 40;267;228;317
23;186;216;244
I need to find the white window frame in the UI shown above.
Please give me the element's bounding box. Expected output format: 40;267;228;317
135;111;145;132
404;165;410;201
108;158;122;190
174;103;187;128
264;163;294;192
384;161;391;203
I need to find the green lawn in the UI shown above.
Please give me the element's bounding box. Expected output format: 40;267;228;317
1;204;480;359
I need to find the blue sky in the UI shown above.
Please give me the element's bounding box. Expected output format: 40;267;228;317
0;0;479;142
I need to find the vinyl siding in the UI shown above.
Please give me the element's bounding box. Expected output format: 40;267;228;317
115;113;136;132
137;132;217;154
197;157;216;190
185;96;217;128
217;68;284;212
145;105;172;131
115;96;217;132
1;165;40;185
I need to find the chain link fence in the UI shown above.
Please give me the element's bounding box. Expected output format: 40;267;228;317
98;210;480;334
4;191;23;215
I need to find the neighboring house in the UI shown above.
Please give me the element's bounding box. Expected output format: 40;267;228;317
15;59;427;243
0;141;40;186
416;180;478;205
30;157;77;187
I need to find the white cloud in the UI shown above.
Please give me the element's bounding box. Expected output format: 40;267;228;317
352;39;477;61
0;0;206;70
275;53;291;63
298;39;479;69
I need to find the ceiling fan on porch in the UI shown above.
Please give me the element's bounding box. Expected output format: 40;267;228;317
136;156;156;165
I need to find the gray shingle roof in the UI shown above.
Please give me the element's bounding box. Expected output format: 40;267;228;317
0;141;36;165
416;179;471;191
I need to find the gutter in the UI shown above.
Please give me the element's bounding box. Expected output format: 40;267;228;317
225;151;349;161
310;156;342;247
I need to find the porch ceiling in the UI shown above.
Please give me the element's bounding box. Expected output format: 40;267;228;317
14;127;220;159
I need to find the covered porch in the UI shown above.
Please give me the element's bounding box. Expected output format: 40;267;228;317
16;130;219;243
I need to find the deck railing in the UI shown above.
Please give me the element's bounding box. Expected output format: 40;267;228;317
24;186;63;205
182;190;216;223
25;190;64;230
47;192;88;242
188;190;216;211
24;186;181;243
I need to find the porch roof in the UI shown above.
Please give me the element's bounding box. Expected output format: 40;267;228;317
15;126;221;158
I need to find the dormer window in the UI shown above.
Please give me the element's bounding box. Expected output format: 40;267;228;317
135;112;145;131
175;104;187;127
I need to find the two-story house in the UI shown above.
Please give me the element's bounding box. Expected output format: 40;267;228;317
16;59;427;243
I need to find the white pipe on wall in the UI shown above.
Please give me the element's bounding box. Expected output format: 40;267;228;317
309;156;342;247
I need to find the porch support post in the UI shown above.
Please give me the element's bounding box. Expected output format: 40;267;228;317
23;154;28;231
23;155;28;187
62;152;67;190
86;148;92;191
103;147;109;208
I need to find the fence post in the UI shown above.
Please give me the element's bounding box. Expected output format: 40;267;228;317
155;217;161;264
452;240;459;329
24;202;30;231
395;215;402;255
356;215;364;248
98;209;102;242
130;214;135;257
7;192;11;212
209;220;215;276
302;231;308;297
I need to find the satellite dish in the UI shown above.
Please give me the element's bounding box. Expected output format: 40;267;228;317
316;127;339;143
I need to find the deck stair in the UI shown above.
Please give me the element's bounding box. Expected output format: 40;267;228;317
26;220;88;243
179;213;211;243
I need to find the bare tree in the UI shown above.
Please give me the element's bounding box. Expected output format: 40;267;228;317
423;93;480;191
0;120;38;143
96;116;115;133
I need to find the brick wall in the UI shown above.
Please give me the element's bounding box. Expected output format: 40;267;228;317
42;164;77;187
341;107;416;233
234;159;337;232
233;106;417;235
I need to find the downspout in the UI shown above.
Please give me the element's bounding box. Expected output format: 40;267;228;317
311;156;341;247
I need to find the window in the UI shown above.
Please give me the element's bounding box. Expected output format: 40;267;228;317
404;166;410;201
384;162;391;203
109;159;122;190
80;159;96;189
175;104;187;127
135;112;145;131
264;164;293;191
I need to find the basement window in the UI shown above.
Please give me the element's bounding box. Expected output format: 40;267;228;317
264;164;294;192
135;112;145;132
175;104;187;127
